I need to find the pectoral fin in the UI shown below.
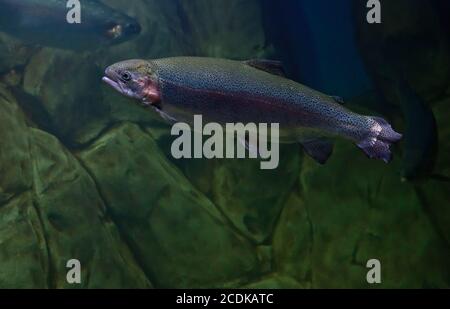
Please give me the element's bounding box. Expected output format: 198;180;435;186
299;138;334;164
238;137;259;158
245;59;286;77
152;105;177;123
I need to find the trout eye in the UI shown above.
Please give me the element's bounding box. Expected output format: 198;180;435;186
107;24;123;39
121;71;132;82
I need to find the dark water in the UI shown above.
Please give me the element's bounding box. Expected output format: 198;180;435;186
0;0;449;289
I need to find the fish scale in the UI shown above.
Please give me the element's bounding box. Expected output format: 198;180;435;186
153;58;370;139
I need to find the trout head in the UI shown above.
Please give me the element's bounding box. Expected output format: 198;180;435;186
102;60;160;106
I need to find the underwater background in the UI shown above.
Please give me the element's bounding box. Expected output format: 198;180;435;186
0;0;449;288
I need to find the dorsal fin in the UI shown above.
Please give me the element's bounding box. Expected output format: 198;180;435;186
331;96;345;104
245;59;286;77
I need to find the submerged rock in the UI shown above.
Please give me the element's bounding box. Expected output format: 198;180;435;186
23;49;108;144
77;123;263;288
0;85;33;204
243;274;308;289
181;145;300;244
0;85;151;288
0;192;49;288
299;141;450;288
272;189;312;285
0;34;35;74
30;129;152;288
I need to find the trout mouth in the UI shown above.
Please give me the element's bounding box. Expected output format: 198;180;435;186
102;76;126;95
102;66;131;97
102;75;140;100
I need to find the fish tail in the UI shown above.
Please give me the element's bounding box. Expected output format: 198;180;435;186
356;116;402;163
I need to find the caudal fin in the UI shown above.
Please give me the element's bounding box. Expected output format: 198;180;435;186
357;116;402;163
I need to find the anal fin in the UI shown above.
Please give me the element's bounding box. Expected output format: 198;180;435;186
300;138;334;164
152;105;177;124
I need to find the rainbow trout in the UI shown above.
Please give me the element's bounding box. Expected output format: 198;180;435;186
0;0;141;50
102;57;402;164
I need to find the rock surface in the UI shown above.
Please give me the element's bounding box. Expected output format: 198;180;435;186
0;34;35;74
77;123;262;288
181;145;300;244
299;141;450;288
0;85;151;288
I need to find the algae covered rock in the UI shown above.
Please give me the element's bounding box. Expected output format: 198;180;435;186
180;145;300;244
297;142;450;288
23;49;108;143
0;85;33;204
0;85;45;288
77;123;263;288
272;189;312;285
30;129;152;288
0;90;50;288
243;274;307;289
0;34;35;73
0;86;151;288
0;192;49;288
